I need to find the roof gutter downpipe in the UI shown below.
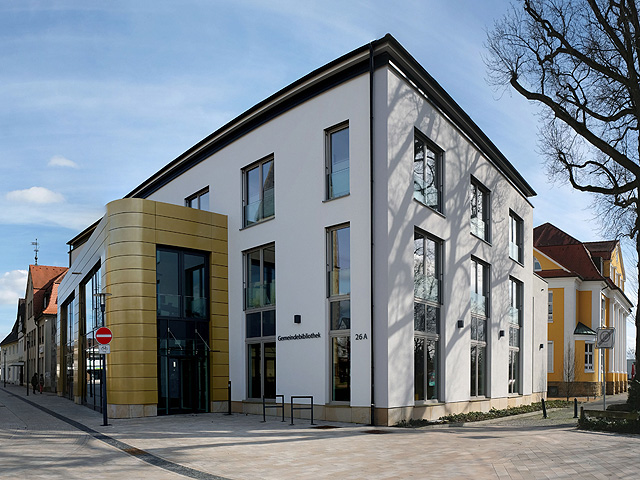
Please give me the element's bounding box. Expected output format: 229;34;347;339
369;41;376;427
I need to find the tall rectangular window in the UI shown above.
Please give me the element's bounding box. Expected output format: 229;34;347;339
585;342;594;372
471;257;489;397
414;230;441;402
547;341;554;373
243;157;274;227
470;178;490;241
508;277;522;394
328;224;350;402
548;291;553;322
185;187;209;211
81;265;102;412
413;132;442;212
509;211;524;263
244;244;276;399
326;123;349;199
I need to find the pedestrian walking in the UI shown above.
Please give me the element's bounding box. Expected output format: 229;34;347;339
31;373;38;394
39;374;44;394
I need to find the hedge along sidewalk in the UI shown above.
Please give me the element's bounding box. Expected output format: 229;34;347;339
396;400;574;428
578;406;640;434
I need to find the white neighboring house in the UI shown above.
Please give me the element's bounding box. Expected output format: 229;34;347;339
71;34;548;424
1;300;25;386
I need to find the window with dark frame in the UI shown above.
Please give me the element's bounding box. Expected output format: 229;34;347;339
243;157;274;227
244;244;276;400
508;277;523;394
470;178;490;241
185;188;210;211
413;131;443;212
414;230;441;402
326;123;349;200
509;211;524;263
470;257;489;398
328;224;350;402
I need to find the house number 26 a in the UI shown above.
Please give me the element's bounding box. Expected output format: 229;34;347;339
354;333;368;340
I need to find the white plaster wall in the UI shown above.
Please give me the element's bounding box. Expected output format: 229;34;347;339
532;274;549;394
146;75;372;406
375;65;539;408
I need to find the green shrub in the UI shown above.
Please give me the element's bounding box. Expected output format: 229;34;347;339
395;400;572;427
578;415;640;434
627;377;640;412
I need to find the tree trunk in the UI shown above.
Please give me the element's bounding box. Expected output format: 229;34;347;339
635;194;640;379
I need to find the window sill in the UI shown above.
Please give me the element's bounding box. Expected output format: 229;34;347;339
471;232;492;246
469;396;488;402
240;215;275;231
323;193;350;203
509;256;524;267
414;400;443;406
413;197;445;218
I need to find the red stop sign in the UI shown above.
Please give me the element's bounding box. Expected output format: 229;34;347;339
95;327;113;345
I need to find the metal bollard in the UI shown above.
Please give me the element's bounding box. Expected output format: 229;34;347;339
541;398;547;419
573;398;578;418
225;381;232;416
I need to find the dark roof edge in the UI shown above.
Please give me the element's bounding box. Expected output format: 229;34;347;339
125;33;536;200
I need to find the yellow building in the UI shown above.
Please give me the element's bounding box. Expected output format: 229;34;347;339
534;223;632;397
56;198;228;417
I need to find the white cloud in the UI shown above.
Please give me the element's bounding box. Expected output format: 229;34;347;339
6;187;65;204
0;270;27;306
48;155;78;168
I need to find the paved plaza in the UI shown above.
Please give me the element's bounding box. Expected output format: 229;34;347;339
0;384;637;479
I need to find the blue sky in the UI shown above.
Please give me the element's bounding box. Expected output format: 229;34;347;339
0;0;635;350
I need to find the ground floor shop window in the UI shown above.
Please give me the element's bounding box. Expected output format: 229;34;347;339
331;336;350;401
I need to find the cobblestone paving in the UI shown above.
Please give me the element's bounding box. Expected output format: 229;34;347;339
1;385;637;479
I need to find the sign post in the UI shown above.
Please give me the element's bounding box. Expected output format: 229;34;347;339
596;327;615;411
95;325;112;426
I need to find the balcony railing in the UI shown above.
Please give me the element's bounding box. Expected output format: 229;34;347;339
471;292;487;316
414;273;439;303
245;187;275;226
245;281;276;309
328;165;349;199
509;242;522;262
413;173;438;208
508;306;520;325
470;216;486;239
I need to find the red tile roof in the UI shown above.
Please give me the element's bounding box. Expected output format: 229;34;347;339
29;265;68;319
533;223;615;281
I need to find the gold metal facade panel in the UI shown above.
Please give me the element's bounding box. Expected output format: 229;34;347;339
108;241;155;258
110;323;156;338
155;215;213;239
108;295;156;313
155;230;213;251
108;226;157;245
108;211;156;230
210;276;228;292
110;377;157;391
211;302;228;316
109;350;157;366
211;252;228;267
108;268;155;286
108;282;156;299
110;391;158;405
108;255;156;273
114;337;157;351
110;364;157;378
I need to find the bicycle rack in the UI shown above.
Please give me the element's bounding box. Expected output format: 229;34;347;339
290;395;315;425
262;395;285;422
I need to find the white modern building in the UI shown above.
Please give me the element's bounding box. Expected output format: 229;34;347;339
59;34;548;425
